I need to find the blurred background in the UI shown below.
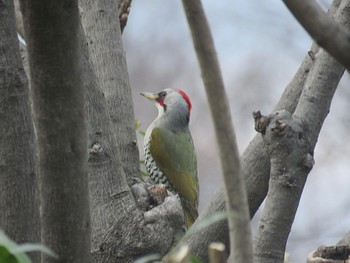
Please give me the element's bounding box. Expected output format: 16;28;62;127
123;0;350;262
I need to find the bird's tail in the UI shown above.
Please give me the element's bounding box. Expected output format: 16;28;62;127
181;199;199;228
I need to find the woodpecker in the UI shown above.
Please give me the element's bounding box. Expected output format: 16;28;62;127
141;88;199;228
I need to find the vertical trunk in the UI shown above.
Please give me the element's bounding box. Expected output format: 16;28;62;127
77;2;184;261
19;1;91;263
80;0;140;183
0;1;40;262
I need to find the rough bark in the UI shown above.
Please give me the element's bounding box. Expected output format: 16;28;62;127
80;0;140;184
181;1;253;262
77;1;185;262
254;110;314;263
0;2;39;263
184;0;345;261
19;1;91;262
253;2;348;261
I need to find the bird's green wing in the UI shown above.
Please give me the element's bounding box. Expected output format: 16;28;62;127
150;127;199;221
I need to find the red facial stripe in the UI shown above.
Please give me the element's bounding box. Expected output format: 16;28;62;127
177;89;192;112
156;97;166;110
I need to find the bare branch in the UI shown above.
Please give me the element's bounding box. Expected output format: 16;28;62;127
253;2;347;260
181;1;253;262
184;0;345;261
254;110;314;263
282;0;350;71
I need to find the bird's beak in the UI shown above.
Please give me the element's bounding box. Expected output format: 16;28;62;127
140;92;158;100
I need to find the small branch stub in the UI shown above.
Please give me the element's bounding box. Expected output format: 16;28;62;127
148;184;168;207
208;242;226;263
118;0;132;33
167;245;190;263
307;246;350;263
253;111;270;134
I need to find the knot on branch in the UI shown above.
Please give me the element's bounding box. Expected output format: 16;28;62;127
130;182;184;226
253;110;314;171
271;119;287;135
253;110;269;134
307;245;350;263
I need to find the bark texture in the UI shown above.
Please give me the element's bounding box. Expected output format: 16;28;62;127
0;2;39;263
253;2;347;261
19;1;91;262
254;110;314;263
80;0;140;184
78;1;185;261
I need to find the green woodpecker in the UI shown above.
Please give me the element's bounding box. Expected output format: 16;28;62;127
141;88;199;228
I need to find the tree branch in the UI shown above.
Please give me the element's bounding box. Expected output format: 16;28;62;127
181;1;253;262
282;0;350;71
184;0;345;261
253;2;348;261
254;110;314;263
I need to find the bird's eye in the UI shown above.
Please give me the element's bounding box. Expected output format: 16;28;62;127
158;91;166;98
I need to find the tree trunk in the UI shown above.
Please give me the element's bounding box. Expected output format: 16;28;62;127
19;1;91;262
80;0;141;184
0;2;40;263
78;1;185;261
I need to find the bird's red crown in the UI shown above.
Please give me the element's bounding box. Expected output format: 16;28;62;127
177;89;192;112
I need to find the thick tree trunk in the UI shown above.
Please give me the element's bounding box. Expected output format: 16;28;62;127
80;0;140;184
78;1;185;262
19;1;91;263
0;2;40;263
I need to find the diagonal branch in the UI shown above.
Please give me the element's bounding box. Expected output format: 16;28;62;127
254;1;348;261
181;1;253;262
282;0;350;71
184;0;345;261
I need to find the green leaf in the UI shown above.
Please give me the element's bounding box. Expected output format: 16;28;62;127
0;231;58;263
0;246;18;263
178;211;233;246
12;244;57;259
190;254;203;263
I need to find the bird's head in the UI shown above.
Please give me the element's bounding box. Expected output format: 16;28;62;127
141;88;192;128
